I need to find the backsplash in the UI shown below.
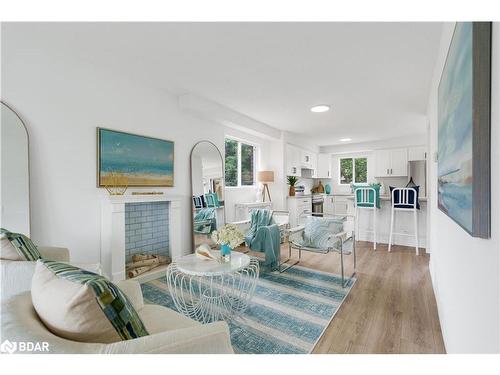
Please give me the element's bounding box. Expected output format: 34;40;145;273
375;177;409;195
296;177;315;194
125;202;169;263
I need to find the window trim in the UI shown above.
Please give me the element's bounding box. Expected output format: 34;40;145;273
338;156;368;185
224;136;258;188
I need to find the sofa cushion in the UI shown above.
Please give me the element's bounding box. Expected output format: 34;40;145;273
138;304;199;334
1;228;41;261
31;260;149;343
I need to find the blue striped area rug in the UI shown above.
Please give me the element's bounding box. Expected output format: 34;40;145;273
141;262;355;354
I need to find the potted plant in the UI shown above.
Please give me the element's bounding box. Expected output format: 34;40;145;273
211;224;244;263
287;176;298;197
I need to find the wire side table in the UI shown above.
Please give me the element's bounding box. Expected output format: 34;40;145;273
166;252;259;324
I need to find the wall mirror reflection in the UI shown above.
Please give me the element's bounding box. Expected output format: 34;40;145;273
1;102;30;236
190;141;225;249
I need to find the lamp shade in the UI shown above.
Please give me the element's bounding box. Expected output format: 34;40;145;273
257;171;274;183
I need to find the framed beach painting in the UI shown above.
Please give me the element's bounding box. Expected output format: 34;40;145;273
97;128;174;187
438;22;491;238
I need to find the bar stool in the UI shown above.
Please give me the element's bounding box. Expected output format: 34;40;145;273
354;187;377;250
388;187;419;255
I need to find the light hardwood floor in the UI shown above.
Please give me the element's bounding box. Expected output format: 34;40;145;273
242;241;446;354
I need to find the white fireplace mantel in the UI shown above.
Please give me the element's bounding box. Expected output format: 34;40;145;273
100;194;183;282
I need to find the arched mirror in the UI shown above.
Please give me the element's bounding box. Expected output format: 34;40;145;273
1;102;30;235
190;141;225;249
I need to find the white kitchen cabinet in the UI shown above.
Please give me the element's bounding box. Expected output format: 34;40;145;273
316;153;332;179
390;148;408;176
311;153;318;177
375;149;391;177
374;148;408;177
408;146;427;161
287;196;312;227
324;195;354;216
324;195;335;215
301;150;314;169
286;144;301;177
333;196;351;215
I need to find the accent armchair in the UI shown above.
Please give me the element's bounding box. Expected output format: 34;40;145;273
285;214;356;287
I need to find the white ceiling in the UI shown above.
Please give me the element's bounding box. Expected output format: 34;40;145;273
4;22;443;145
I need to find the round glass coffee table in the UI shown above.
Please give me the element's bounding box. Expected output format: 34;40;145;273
166;252;259;323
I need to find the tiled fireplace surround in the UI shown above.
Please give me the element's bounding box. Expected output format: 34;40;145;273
125;201;169;263
100;195;182;282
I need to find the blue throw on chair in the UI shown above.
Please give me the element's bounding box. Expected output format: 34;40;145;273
245;209;281;270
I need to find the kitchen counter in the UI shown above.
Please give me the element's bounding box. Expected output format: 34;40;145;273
289;193;427;202
347;195;428;202
352;197;427;249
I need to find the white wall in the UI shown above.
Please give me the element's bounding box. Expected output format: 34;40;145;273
427;23;500;353
1;35;226;263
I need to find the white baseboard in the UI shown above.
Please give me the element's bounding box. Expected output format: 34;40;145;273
357;232;427;249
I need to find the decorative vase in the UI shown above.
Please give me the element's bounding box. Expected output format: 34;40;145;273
289;186;296;196
220;243;231;263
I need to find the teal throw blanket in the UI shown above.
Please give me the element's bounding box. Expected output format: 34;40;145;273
245;209;281;270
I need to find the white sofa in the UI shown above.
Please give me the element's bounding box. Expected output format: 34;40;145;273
1;246;70;301
1;279;234;354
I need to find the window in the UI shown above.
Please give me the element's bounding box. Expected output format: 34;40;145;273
225;138;256;187
339;157;367;184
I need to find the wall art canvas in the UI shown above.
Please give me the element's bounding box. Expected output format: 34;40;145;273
97;128;174;187
438;22;491;238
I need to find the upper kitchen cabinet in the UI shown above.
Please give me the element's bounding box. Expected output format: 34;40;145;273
316;153;332;178
286;143;301;176
408;146;427;161
301;149;315;169
375;149;391;177
375;148;408;177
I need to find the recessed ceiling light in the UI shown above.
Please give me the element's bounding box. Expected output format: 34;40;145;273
310;105;330;113
340;138;352;142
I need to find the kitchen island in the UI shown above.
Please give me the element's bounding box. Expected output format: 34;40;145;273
346;195;427;251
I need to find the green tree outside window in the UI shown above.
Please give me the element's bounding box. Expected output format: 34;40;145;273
340;157;367;184
224;138;256;187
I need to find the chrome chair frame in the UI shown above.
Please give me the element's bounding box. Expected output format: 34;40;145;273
280;214;357;288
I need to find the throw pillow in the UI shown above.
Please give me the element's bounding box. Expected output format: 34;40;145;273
303;216;345;249
31;260;149;343
0;228;42;261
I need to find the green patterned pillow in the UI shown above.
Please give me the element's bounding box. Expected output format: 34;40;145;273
0;228;41;261
32;260;149;343
303;216;345;249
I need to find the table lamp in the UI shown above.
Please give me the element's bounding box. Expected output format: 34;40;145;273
257;170;274;202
